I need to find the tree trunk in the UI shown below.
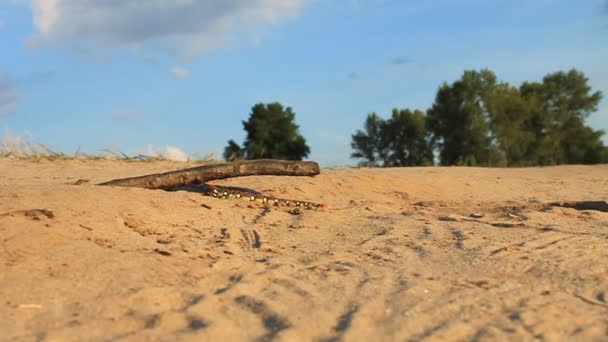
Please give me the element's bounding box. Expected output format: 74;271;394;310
98;159;320;190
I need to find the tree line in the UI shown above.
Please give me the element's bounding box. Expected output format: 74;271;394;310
352;69;606;166
224;69;607;166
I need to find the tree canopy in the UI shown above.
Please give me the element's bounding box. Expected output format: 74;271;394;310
427;69;504;166
351;109;433;167
351;68;606;167
224;102;310;161
517;70;604;165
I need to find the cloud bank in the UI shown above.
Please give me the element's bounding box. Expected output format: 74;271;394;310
27;0;310;57
0;70;19;116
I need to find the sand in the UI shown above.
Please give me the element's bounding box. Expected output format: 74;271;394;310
1;159;607;341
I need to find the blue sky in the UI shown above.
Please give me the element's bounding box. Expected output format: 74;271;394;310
1;0;607;166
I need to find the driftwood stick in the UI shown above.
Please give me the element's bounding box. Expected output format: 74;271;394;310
546;201;608;212
98;159;320;190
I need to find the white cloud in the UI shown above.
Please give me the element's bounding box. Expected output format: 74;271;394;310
25;0;311;58
170;66;190;79
0;70;19;116
112;107;144;119
143;144;190;161
165;146;189;161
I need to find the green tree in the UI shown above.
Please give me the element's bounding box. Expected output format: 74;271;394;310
383;109;434;166
560;117;606;164
518;81;559;165
485;82;535;166
350;113;386;166
224;102;310;161
519;69;604;165
426;69;505;166
223;139;244;162
356;68;605;167
351;109;433;166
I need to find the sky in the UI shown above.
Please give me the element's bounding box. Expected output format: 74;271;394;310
0;0;607;166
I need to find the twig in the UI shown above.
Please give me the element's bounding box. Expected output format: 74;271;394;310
98;159;320;190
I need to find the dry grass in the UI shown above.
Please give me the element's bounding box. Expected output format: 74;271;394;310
0;131;217;163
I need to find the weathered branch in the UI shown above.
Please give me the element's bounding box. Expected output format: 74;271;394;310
547;201;608;213
98;159;320;190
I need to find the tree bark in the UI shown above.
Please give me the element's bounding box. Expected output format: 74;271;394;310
98;159;320;190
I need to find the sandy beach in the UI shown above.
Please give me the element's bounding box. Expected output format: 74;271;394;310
1;159;607;341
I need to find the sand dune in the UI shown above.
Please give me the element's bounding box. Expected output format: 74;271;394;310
1;159;607;341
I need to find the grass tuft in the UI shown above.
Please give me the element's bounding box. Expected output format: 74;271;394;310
0;130;217;163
